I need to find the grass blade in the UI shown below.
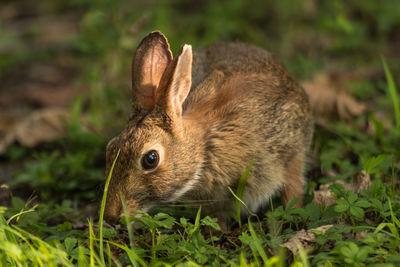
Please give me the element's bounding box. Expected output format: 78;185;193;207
6;204;38;225
99;150;120;265
228;160;253;227
228;187;257;218
120;193;140;267
381;56;400;128
247;219;268;263
388;198;400;234
88;219;97;267
78;243;89;267
296;241;310;267
194;206;202;229
103;240;147;267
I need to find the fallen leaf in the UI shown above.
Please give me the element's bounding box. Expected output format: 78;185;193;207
355;230;369;239
312;180;347;207
0;108;71;154
302;73;367;126
312;170;371;206
352;170;372;193
281;224;333;255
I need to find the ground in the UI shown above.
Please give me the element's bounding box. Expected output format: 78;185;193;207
0;0;399;266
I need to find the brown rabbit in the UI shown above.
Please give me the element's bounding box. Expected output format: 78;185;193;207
103;31;313;224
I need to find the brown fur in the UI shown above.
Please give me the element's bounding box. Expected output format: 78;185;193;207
103;31;313;222
282;154;305;207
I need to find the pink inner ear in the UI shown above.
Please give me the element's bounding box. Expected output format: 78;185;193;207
167;45;192;116
132;32;172;112
138;47;170;103
138;84;157;110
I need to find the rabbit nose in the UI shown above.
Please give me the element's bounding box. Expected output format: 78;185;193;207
103;199;122;223
104;207;121;223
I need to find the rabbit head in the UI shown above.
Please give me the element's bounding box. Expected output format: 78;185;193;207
104;31;203;222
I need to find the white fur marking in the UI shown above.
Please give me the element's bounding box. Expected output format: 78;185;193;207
169;168;202;202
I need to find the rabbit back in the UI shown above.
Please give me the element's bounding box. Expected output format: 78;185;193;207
181;42;313;214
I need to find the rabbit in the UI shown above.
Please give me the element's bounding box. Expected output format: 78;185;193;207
103;31;313;225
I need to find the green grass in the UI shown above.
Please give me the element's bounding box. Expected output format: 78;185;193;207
99;149;120;265
1;167;400;265
381;57;400;128
229;160;255;228
1;0;400;266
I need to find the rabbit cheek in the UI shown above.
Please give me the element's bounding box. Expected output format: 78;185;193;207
143;167;189;202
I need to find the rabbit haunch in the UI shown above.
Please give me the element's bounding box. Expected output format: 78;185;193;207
103;31;313;222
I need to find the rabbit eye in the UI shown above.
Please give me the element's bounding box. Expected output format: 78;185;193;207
141;150;159;170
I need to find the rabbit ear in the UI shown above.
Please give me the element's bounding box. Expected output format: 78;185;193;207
159;44;192;117
132;31;173;112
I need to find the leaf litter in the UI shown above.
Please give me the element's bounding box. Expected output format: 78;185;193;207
302;72;367;126
313;170;371;207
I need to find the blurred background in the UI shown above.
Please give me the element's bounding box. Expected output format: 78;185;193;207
0;0;399;217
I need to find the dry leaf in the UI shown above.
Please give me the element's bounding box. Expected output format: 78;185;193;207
302;73;366;126
0;7;84;155
313;180;349;207
0;108;71;154
281;224;333;255
312;170;371;206
352;170;372;192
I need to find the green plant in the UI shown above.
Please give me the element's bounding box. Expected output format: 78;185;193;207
335;242;374;267
330;183;371;224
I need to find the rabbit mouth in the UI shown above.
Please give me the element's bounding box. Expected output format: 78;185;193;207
158;199;232;208
119;204;153;218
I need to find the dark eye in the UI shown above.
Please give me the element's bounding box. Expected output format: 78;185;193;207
141;150;160;170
